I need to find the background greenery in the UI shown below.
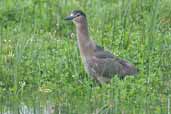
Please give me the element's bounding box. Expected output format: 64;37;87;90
0;0;171;114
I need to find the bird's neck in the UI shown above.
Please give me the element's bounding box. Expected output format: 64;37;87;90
76;22;94;56
76;22;90;44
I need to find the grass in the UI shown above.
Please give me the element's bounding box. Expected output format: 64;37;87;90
0;0;171;114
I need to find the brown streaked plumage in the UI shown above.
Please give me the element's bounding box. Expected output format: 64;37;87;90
65;10;138;84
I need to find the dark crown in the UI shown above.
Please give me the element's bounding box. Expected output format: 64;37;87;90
71;10;86;17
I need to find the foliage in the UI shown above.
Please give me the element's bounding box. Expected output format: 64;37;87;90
0;0;171;113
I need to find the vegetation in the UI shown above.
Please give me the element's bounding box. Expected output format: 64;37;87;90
0;0;171;113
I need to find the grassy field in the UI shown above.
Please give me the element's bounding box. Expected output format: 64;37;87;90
0;0;171;114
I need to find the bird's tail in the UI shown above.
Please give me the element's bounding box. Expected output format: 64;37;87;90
119;59;138;76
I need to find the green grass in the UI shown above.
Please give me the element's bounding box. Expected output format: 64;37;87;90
0;0;171;114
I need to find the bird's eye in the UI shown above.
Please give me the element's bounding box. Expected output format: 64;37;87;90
76;14;80;17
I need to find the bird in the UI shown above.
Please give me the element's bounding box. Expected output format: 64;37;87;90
65;10;138;84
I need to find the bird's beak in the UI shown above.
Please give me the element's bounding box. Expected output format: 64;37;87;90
64;15;75;20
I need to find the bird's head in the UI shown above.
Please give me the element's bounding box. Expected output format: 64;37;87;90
65;10;86;25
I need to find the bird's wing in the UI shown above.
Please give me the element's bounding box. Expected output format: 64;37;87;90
89;45;138;78
94;44;115;59
93;45;123;76
89;56;138;79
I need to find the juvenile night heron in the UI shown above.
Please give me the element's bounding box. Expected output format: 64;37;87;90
65;10;138;84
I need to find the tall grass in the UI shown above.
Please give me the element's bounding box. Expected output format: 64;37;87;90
0;0;171;113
